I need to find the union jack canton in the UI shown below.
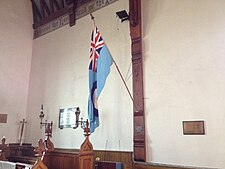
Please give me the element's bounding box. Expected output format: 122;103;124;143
89;27;105;72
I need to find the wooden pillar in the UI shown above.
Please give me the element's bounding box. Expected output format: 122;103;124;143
66;0;78;26
129;0;146;162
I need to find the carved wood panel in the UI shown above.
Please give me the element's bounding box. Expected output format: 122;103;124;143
79;136;94;169
44;150;79;169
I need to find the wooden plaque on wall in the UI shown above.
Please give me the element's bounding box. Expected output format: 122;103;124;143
0;114;7;123
183;121;205;135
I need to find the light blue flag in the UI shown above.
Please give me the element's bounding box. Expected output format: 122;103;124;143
88;26;113;133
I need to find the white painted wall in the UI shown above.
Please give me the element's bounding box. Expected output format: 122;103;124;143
1;0;224;168
23;0;225;168
26;0;133;151
143;0;225;168
0;0;33;143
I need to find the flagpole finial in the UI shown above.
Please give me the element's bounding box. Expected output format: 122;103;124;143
90;13;95;20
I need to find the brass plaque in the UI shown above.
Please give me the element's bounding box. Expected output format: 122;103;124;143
183;121;205;135
0;114;7;123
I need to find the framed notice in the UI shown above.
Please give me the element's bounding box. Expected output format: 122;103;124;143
59;107;76;129
183;120;205;135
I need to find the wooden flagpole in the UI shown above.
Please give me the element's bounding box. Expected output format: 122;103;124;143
89;13;138;112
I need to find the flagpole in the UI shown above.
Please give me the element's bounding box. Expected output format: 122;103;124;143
111;56;138;112
90;13;95;20
90;14;138;112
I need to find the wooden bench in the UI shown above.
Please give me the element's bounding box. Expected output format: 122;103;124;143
1;120;94;169
43;120;94;169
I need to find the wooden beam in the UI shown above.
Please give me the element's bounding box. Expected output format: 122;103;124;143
66;0;78;27
40;0;45;18
33;7;68;29
53;0;61;11
32;0;95;30
32;0;42;22
60;0;65;8
49;0;54;14
129;0;146;162
43;0;51;16
39;0;51;18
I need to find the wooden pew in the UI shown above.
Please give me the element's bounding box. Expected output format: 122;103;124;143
0;137;46;169
8;143;36;164
32;160;47;169
32;138;48;169
1;120;94;169
43;135;93;169
0;137;8;161
43;120;94;169
16;162;33;169
79;131;94;169
0;160;33;169
43;149;79;169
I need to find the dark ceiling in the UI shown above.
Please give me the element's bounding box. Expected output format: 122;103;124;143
31;0;93;29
